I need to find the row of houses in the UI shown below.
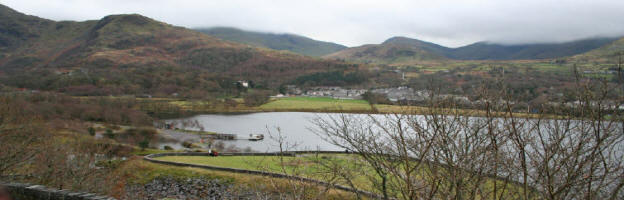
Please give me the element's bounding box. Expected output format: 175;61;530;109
302;86;367;99
370;87;429;102
582;70;620;74
284;85;435;102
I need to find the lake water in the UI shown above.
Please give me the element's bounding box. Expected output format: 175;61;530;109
165;112;348;152
164;112;623;155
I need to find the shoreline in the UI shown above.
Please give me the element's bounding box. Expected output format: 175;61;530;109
155;106;552;120
77;96;558;119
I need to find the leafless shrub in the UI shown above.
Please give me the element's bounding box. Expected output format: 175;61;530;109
311;76;624;200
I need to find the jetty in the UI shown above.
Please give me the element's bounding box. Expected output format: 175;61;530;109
201;133;264;141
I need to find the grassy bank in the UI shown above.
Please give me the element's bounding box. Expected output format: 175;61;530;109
74;96;546;119
148;96;545;118
154;154;536;199
117;158;358;199
260;97;371;111
155;154;372;190
164;96;378;114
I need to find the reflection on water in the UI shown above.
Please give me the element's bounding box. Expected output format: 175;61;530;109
165;112;346;152
164;112;624;155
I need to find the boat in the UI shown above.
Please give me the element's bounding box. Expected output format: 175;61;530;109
248;134;264;141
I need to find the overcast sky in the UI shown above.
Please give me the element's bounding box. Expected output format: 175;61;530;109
3;0;624;47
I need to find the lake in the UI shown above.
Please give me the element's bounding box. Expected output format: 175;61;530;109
163;112;623;155
164;112;347;152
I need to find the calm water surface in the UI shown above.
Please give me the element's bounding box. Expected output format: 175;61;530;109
165;112;624;154
166;112;349;152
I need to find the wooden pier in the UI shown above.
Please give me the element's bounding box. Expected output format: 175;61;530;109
202;133;236;140
200;133;264;141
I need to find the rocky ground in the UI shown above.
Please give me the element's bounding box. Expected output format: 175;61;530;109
123;176;271;200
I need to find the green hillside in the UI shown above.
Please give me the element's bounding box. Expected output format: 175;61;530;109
0;4;52;50
449;38;619;60
572;37;624;63
323;37;448;64
195;27;346;57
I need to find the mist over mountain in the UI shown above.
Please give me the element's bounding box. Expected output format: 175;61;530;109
0;4;357;96
326;35;622;64
2;2;624;200
1;1;623;97
572;37;624;63
448;37;620;60
195;27;347;57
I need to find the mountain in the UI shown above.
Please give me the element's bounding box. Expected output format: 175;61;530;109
572;37;624;62
0;4;357;96
195;27;347;57
323;37;448;64
382;36;451;56
448;38;620;60
325;36;621;64
0;4;49;50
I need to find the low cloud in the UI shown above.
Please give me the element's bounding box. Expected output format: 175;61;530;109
4;0;624;47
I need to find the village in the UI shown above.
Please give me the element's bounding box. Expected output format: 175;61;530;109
281;85;434;102
278;85;624;112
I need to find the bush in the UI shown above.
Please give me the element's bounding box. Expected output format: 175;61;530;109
87;127;96;136
181;141;193;148
362;91;392;105
224;98;238;108
138;139;149;151
95;159;124;169
120;128;157;146
243;91;271;107
163;145;174;150
108;125;122;130
292;71;367;86
104;129;115;139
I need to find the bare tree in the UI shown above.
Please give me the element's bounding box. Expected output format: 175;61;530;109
0;96;46;180
251;127;346;199
311;77;624;200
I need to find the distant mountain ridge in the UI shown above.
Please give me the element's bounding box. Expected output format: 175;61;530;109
324;37;448;64
448;37;620;60
325;36;622;64
382;36;450;57
573;37;624;62
195;27;347;57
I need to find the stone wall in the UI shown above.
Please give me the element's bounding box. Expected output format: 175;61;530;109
123;176;266;199
144;152;382;199
1;182;115;200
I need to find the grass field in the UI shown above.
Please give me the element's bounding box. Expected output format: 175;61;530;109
118;158;358;199
259;97;543;118
154;154;535;198
167;96;389;113
259;97;455;115
156;154;336;173
155;154;373;190
405;59;609;72
259;97;372;111
79;96;546;119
